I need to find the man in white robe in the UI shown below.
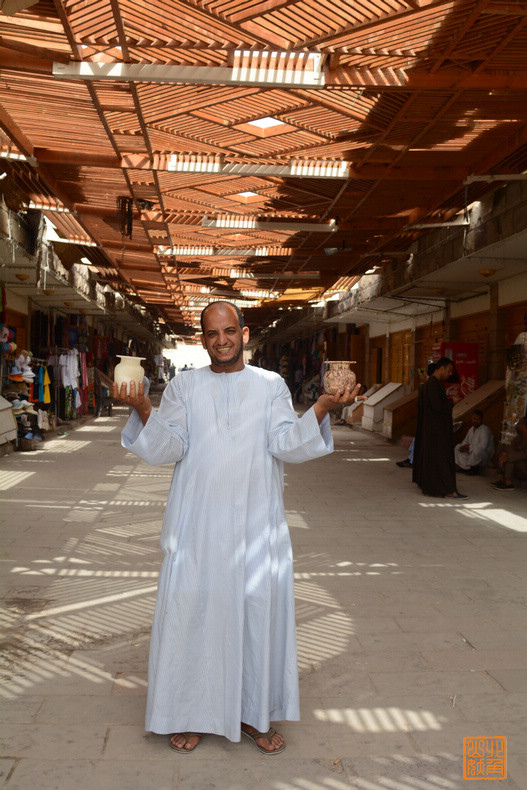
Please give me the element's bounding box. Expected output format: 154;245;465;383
113;302;359;755
454;410;494;474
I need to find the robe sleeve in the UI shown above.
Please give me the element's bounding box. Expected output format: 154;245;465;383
121;378;189;465
268;377;333;463
427;379;454;414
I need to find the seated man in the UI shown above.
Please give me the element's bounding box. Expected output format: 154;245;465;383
454;410;494;475
492;416;527;490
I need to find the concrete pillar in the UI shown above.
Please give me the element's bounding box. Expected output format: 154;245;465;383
363;324;370;388
488;282;506;379
443;300;454;341
27;296;33;351
409;320;416;389
384;329;391;382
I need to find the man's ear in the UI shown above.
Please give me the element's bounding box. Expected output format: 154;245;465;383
242;326;250;345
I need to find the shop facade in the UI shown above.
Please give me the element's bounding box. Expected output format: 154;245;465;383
251;181;527;443
1;202;171;454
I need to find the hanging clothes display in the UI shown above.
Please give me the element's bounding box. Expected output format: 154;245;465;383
36;365;51;404
48;349;81;421
501;331;527;444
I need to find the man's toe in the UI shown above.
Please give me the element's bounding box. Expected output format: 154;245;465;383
261;731;284;751
170;733;201;752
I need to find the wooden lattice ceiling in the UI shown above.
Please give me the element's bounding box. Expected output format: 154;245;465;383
1;0;526;337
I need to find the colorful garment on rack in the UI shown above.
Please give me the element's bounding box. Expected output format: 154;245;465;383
64;386;77;420
80;352;88;389
43;367;51;404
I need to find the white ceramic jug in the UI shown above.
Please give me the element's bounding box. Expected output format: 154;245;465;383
113;355;146;395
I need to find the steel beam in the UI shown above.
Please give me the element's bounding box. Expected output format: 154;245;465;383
53;59;325;88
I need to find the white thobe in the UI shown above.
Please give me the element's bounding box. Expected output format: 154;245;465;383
122;365;333;741
454;424;494;469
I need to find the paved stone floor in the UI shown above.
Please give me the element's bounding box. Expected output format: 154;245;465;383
1;396;526;789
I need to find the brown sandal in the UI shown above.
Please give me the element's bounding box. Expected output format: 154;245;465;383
169;732;203;753
241;727;285;755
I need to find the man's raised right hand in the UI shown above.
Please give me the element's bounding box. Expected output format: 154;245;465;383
112;380;153;425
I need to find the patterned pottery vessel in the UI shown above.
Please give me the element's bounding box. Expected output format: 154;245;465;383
323;360;357;394
113;355;146;395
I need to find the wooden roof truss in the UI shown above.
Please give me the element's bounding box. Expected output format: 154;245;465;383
0;0;526;334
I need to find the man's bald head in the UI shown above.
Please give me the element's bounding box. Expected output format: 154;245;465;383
200;301;244;332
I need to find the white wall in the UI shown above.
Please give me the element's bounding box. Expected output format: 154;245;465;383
499;272;527;306
367;272;527;339
5;288;29;315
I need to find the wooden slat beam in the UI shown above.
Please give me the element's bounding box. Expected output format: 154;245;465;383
0;105;35;160
326;66;527;90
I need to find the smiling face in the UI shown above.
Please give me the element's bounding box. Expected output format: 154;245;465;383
200;303;249;373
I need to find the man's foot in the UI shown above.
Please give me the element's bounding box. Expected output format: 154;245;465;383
396;459;412;468
169;733;203;753
491;480;515;490
241;723;285;754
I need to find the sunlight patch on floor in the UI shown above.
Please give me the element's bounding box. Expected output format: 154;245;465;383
0;470;36;490
297;612;355;670
75;424;116;432
274;779;351;790
25;584;158;620
314;706;444;732
344;457;391;462
288;512;310;529
419;499;527;532
459;505;527;532
40;439;92;453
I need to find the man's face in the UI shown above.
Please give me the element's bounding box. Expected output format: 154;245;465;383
200;304;249;373
471;413;483;428
436;363;453;381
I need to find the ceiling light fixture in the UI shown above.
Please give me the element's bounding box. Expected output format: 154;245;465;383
410;220;470;229
165;155;349;180
28;201;72;213
465;173;527;185
202;216;338;232
233;271;320;280
0;150;37;166
156;245;293;257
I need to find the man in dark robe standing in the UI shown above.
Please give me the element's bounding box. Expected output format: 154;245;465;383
413;357;464;498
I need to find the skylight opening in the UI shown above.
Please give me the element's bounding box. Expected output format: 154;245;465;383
247;117;285;129
234;115;296;138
